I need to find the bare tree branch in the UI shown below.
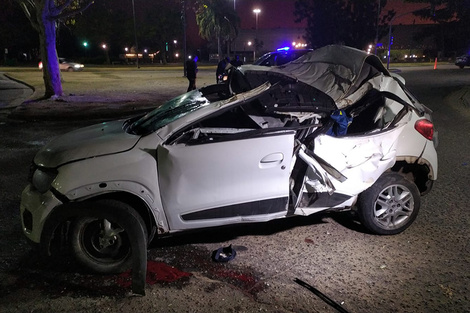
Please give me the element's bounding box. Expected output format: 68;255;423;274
17;0;40;31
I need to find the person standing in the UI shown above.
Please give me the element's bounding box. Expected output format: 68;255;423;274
216;56;230;83
230;55;244;67
186;56;198;91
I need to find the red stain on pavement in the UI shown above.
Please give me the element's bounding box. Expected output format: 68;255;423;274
116;260;192;287
209;267;262;294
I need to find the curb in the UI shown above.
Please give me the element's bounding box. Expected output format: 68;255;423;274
0;73;35;112
3;73;36;94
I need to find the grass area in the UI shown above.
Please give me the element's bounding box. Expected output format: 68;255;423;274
0;65;216;102
0;61;455;101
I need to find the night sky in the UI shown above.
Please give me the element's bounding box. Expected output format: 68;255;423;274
232;0;432;30
186;0;432;50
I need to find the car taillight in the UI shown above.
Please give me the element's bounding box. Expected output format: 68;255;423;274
415;119;434;140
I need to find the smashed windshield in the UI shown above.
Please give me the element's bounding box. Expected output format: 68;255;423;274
128;90;210;135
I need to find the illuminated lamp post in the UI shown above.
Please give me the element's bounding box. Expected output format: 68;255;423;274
102;44;110;64
253;8;261;60
247;41;254;62
131;0;139;69
181;0;188;77
124;47;130;64
375;0;381;55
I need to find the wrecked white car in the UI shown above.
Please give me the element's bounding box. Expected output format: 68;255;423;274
20;45;438;274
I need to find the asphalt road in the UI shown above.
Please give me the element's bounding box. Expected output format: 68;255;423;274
0;66;469;313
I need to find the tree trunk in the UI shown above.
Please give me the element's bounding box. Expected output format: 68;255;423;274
37;1;63;98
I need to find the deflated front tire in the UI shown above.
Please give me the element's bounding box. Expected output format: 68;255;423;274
68;200;147;274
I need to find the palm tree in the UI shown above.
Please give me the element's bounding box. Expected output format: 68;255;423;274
195;0;239;60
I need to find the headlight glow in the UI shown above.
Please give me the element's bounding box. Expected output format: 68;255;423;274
32;168;57;193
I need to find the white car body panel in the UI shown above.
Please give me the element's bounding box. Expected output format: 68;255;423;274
34;120;140;168
312;125;405;194
20;186;62;243
22;133;170;241
158;131;295;230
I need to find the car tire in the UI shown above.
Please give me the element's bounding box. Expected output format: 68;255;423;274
357;172;420;235
67;67;74;72
70;200;147;274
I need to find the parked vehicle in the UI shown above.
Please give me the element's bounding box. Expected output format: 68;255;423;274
217;48;311;84
254;47;312;66
455;54;470;69
21;45;438;274
38;58;84;72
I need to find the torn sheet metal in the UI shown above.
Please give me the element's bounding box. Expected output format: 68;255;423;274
311;125;406;196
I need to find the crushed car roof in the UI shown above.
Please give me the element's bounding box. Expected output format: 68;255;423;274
239;45;391;104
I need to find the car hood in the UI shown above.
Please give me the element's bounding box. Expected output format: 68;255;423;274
34;120;140;168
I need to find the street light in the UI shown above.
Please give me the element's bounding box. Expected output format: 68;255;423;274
253;9;261;29
181;0;188;77
102;44;110;64
253;8;261;59
247;41;254;62
374;0;381;55
131;0;139;69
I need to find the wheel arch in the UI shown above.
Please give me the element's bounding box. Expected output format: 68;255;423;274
87;192;158;241
40;192;158;257
390;160;433;195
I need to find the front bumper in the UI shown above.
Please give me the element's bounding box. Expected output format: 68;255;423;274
20;184;63;243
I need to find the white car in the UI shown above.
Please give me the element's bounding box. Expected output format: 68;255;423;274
38;58;84;72
21;45;438;274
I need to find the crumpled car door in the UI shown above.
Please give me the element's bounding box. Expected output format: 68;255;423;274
292;124;406;216
158;130;295;231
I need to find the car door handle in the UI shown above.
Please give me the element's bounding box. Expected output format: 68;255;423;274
260;153;284;168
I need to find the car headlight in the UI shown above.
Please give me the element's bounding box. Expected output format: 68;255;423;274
32;168;57;193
